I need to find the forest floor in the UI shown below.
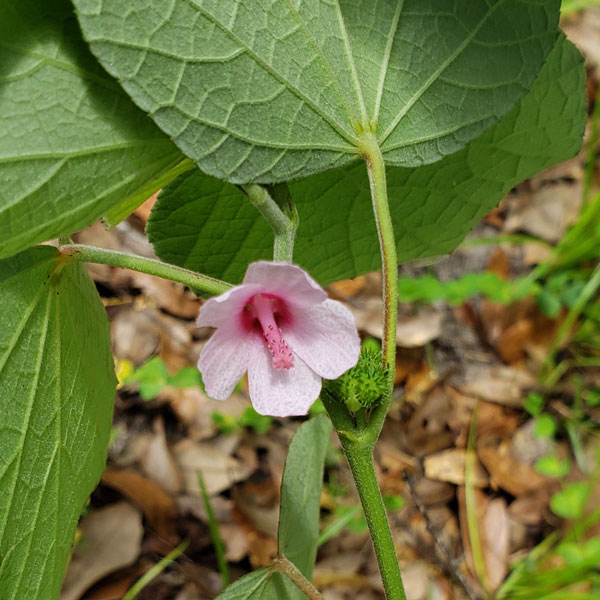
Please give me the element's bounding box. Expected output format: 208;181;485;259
60;9;600;600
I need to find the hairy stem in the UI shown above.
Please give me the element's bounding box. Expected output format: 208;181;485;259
60;244;231;296
241;184;297;262
341;440;406;600
358;131;398;440
324;130;406;600
271;556;324;600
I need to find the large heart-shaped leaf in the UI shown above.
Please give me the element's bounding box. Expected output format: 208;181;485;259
0;247;116;600
0;0;184;260
73;0;559;183
148;35;585;285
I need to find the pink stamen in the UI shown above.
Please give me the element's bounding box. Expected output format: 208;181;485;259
252;294;294;370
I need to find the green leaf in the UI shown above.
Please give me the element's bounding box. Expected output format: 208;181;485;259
0;0;183;260
73;0;559;182
534;413;557;438
214;416;331;600
534;455;571;478
558;538;600;566
537;289;562;317
524;392;545;416
0;246;115;599
148;35;585;285
550;482;589;519
214;568;301;600
278;415;332;578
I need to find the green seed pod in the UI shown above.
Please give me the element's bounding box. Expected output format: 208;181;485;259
325;348;388;412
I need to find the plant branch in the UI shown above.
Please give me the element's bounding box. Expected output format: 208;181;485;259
60;244;231;296
241;183;298;262
271;556;324;600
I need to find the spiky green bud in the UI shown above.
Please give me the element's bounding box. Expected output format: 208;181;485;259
325;348;388;412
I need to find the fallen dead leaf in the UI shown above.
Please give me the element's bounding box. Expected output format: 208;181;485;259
504;182;582;243
173;438;254;495
456;363;535;408
482;498;510;591
424;449;488;487
111;308;160;364
477;437;551;497
166;387;249;441
60;502;143;600
458;489;509;593
351;297;442;347
140;417;184;494
328;275;368;299
101;467;178;543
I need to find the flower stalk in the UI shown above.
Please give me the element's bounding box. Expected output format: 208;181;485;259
60;244;231;296
241;183;298;262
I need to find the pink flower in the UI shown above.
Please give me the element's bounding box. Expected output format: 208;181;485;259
197;261;360;417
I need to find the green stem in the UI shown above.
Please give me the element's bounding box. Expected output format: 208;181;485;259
358;131;398;440
341;440;406;600
60;244;231;296
241;184;297;262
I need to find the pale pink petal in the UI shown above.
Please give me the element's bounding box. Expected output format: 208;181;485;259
284;299;360;379
243;261;326;307
197;324;256;400
247;344;321;417
197;283;264;328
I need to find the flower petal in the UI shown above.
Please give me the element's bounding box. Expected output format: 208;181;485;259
197;283;264;328
247;344;321;417
197;324;255;400
284;299;360;379
243;261;326;307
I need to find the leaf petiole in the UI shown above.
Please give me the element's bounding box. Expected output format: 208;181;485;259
60;244;231;296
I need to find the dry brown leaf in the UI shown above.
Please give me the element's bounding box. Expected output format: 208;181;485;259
111;308;161;364
447;390;522;444
477;437;550;496
504;182;582;243
173;438;254;495
328;275;368;298
424;449;488;487
60;503;143;600
166;387;249;441
509;490;552;526
457;489;509;593
411;478;456;507
101;467;178;542
220;523;251;562
351;297;442;347
127;271;200;319
482;499;510;590
486;249;510;280
457;363;535;408
405;387;454;455
82;573;140;600
140;417;184;494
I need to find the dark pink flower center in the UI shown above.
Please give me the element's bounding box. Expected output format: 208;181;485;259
244;294;294;370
